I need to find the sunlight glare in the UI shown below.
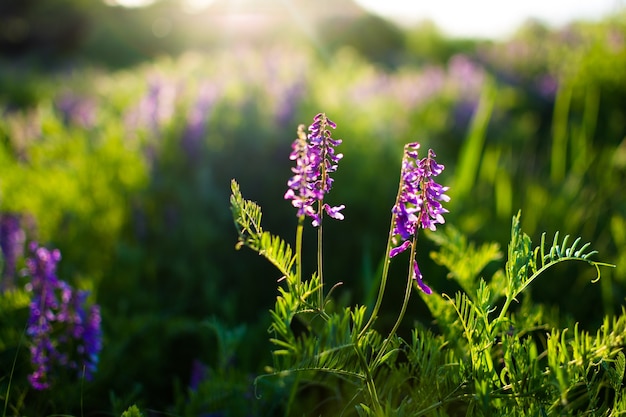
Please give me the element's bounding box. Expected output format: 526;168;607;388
105;0;227;14
182;0;217;14
353;0;622;38
104;0;155;7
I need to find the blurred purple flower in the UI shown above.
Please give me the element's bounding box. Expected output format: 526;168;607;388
189;358;209;391
397;67;446;108
181;83;220;160
260;46;308;126
125;75;179;133
389;144;449;294
26;244;62;390
348;72;391;104
347;65;449;112
452;99;479;129
274;79;306;127
535;74;558;100
448;54;485;97
25;243;102;390
55;93;97;128
448;54;485;127
0;213;25;290
284;113;344;227
67;289;102;381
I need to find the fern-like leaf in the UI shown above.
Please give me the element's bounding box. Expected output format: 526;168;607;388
428;226;502;302
230;179;296;281
446;292;480;352
532;230;604;280
545;316;626;415
505;211;534;301
505;211;614;304
263;307;372;394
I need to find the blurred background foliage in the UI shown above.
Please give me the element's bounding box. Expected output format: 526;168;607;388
1;0;625;414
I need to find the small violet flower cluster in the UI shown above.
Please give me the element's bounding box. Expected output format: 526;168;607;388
284;113;345;226
25;243;102;390
390;143;450;294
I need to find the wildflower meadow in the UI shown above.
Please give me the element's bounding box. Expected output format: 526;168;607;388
1;3;626;416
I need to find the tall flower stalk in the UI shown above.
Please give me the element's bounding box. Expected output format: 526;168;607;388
361;142;449;340
284;113;344;307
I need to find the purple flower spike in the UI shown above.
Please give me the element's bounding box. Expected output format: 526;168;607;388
25;243;102;390
390;144;449;256
418;150;450;231
285;114;344;227
389;143;450;294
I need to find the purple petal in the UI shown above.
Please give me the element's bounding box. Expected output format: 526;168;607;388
324;204;345;220
389;240;411;258
413;261;432;294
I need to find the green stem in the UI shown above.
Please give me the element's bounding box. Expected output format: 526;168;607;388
358;215;395;339
416;393;476;415
317;200;324;310
354;343;384;416
295;217;304;286
374;235;416;367
358;174;404;339
495;258;614;326
496;296;514;325
3;323;26;417
284;372;301;417
317;115;328;310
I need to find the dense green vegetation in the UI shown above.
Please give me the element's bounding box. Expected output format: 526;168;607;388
1;1;625;415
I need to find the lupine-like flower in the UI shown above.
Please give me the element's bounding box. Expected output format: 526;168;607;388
0;213;25;290
26;244;63;390
389;143;450;294
181;82;219;161
55;92;97;128
284;113;345;227
25;243;102;390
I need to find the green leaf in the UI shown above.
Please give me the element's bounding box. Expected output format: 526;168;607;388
121;405;144;417
505;211;533;300
428;226;502;301
230;179;296;282
504;211;614;305
606;351;626;391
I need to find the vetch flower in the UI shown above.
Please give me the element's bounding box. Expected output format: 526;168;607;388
284;113;344;226
389;143;450;293
418;149;451;231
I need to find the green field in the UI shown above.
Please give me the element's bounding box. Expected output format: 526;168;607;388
1;2;626;415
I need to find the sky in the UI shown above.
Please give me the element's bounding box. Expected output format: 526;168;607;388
353;0;624;38
109;0;624;39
